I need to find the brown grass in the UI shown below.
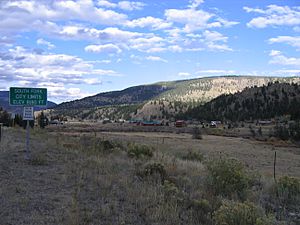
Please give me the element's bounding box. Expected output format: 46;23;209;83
0;124;299;224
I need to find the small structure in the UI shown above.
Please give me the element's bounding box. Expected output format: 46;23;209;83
210;121;221;128
258;120;272;126
49;119;63;125
175;120;186;127
102;118;111;124
141;120;163;126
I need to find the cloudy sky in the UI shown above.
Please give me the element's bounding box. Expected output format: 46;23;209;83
0;0;299;103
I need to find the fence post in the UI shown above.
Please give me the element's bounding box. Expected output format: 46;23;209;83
0;123;2;142
274;151;277;183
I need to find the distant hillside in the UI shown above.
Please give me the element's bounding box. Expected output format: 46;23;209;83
0;91;57;115
180;82;300;122
52;76;300;120
131;76;300;120
54;84;170;111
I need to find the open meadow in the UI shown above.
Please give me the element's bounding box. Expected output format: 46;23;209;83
0;123;299;225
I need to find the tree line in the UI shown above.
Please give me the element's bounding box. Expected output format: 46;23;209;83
179;82;300;122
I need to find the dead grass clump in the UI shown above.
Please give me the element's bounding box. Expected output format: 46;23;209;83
29;154;47;166
181;150;204;162
86;139;121;155
63;143;79;150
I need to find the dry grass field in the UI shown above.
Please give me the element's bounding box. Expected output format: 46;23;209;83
0;124;299;225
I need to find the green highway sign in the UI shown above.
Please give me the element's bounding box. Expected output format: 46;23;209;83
9;87;47;106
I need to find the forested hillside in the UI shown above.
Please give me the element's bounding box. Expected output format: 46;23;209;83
52;76;300;120
180;82;300;121
54;85;170;111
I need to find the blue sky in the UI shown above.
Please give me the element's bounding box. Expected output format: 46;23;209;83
0;0;299;103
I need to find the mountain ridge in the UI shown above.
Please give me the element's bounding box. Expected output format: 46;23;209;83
36;75;300;120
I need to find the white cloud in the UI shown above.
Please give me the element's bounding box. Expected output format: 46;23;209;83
165;8;213;32
168;45;183;52
93;60;112;64
188;0;204;9
269;50;300;66
203;30;228;42
178;72;191;77
36;38;55;49
97;0;145;11
269;36;300;50
165;7;238;33
84;44;122;54
245;5;300;28
46;86;96;102
196;69;236;75
97;0;116;8
146;56;168;63
0;0;127;36
0;0;236;55
203;30;232;51
274;69;300;76
118;1;145;11
0;46;118;100
129;36;166;53
215;18;239;28
56;26;143;42
165;28;232;52
269;50;281;56
126;16;172;30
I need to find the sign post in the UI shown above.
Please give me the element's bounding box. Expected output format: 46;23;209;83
11;113;15;127
9;87;47;160
23;106;34;160
0;123;2;142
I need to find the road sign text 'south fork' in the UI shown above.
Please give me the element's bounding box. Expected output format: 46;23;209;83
9;87;48;160
9;87;47;106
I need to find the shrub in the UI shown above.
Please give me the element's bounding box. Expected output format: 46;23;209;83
274;125;289;141
192;126;202;139
127;144;153;159
250;126;256;137
206;158;250;199
214;201;273;225
138;162;166;184
99;140;114;150
289;121;300;141
94;139;116;154
189;199;212;224
30;155;47;166
277;176;300;207
257;127;262;136
181;150;204;162
264;176;300;222
163;180;179;198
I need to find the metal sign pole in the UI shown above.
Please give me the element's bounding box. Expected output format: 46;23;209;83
0;123;2;142
25;120;30;160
